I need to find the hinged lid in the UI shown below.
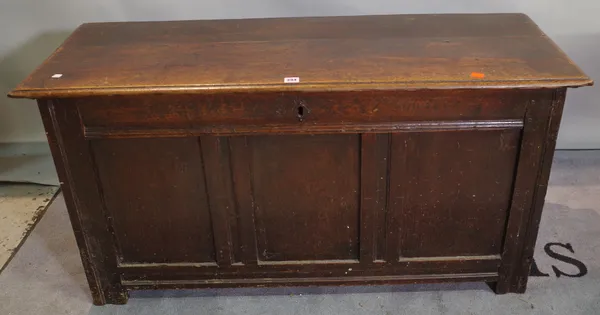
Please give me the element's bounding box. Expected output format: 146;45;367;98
8;13;592;99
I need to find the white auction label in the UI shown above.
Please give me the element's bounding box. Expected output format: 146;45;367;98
284;77;300;83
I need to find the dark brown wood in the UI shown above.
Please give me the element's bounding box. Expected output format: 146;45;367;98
7;14;591;99
74;90;527;138
117;256;501;282
37;101;128;305
373;134;390;262
495;89;568;293
122;273;499;290
228;137;260;266
359;133;385;264
92;138;215;263
514;89;567;290
199;136;239;266
495;91;554;293
9;14;592;305
393;128;521;258
75;90;528;127
249;134;361;261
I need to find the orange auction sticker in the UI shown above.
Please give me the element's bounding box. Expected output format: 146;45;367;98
470;72;485;79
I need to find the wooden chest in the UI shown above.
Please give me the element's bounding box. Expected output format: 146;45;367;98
9;14;592;305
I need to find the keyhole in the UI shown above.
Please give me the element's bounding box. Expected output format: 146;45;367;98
297;105;304;118
294;100;309;122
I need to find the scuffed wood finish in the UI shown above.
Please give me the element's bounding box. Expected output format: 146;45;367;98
92;138;215;264
515;89;567;290
495;89;567;293
75;90;528;138
392;129;521;258
199;136;239;266
122;273;500;289
37;101;128;305
249;134;360;261
10;14;592;305
7;14;591;99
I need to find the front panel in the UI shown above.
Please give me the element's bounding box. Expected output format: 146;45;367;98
248;134;361;261
391;129;520;258
92;138;216;264
89;130;520;267
73;90;541;285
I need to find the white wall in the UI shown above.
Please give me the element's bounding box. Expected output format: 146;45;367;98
1;0;599;148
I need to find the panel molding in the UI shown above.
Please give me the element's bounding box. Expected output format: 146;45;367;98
359;134;390;264
122;272;499;289
84;120;523;139
398;254;500;262
199;136;239;266
118;257;500;276
117;254;499;269
258;259;360;266
118;262;219;269
386;133;407;262
229;137;260;266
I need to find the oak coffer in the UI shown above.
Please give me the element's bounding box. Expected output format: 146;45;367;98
8;14;592;305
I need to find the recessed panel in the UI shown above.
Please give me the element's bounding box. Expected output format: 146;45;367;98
249;134;361;261
391;129;521;258
92;138;215;263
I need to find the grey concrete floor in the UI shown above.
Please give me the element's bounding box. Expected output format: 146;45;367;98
1;150;599;315
0;184;57;272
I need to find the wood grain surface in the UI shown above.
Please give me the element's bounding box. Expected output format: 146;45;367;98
25;14;592;305
9;14;592;98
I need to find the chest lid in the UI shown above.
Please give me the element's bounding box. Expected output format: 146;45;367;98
8;13;592;99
